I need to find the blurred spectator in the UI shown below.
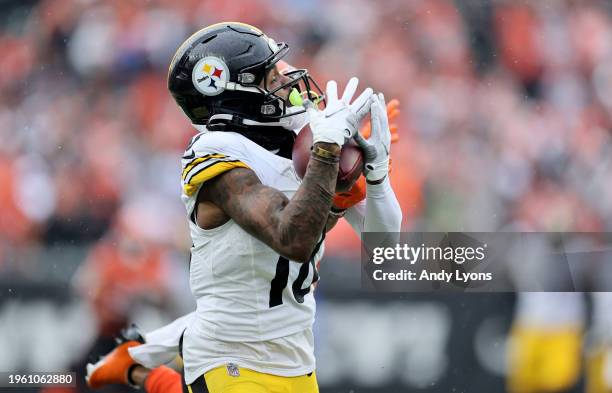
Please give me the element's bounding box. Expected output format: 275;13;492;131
0;0;611;260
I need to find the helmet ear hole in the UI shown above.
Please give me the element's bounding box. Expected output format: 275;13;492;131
191;106;210;120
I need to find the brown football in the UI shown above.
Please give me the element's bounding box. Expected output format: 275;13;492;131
292;125;364;192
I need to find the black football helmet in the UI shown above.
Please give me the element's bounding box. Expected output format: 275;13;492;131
168;22;323;135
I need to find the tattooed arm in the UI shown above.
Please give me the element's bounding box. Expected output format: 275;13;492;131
198;79;372;261
199;142;340;263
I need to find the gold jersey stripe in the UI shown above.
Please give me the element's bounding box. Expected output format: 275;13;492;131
183;158;241;185
182;154;227;180
183;160;250;196
185;159;243;184
184;159;242;184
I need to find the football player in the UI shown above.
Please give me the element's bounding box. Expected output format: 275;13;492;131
88;22;402;393
85;96;401;392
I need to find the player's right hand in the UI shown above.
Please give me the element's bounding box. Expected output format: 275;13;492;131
306;77;373;147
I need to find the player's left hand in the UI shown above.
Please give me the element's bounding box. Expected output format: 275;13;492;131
333;97;400;210
354;93;391;183
359;98;400;143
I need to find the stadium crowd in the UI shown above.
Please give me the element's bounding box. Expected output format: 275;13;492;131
1;0;612;390
2;0;612;267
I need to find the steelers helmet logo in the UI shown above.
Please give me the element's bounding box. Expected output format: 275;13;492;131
192;57;230;96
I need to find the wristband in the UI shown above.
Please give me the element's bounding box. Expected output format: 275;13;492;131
311;154;340;165
366;175;387;185
312;145;341;160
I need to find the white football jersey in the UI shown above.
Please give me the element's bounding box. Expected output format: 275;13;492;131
179;129;323;383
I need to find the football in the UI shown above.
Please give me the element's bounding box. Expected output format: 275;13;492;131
292;125;364;192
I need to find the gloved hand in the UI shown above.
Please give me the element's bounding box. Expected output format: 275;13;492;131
332;98;400;209
307;77;372;146
355;93;391;182
359;98;400;143
86;341;142;389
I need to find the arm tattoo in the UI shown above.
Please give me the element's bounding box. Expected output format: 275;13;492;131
201;142;340;262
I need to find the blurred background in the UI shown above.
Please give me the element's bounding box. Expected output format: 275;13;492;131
1;0;612;392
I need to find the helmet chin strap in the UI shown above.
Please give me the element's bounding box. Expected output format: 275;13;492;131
190;103;308;159
192;114;300;159
191;116;289;133
204;105;309;133
207;113;287;128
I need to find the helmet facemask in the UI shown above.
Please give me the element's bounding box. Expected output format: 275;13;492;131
233;42;325;125
261;68;325;118
252;62;325;133
206;60;325;133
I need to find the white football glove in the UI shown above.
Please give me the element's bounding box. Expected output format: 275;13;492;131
306;77;373;146
355;93;391;182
